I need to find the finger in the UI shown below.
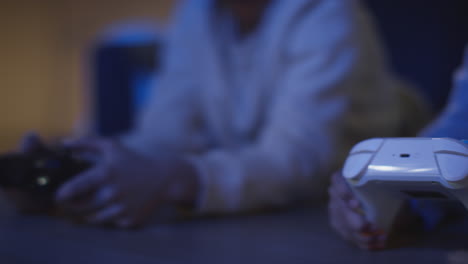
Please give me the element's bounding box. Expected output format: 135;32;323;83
331;172;354;201
332;199;381;249
329;187;367;232
61;185;118;214
329;174;363;214
55;165;110;202
328;181;354;205
328;179;344;200
341;197;370;233
329;195;386;250
18;132;45;153
353;226;387;245
354;223;388;250
348;198;362;210
86;204;125;224
328;197;353;241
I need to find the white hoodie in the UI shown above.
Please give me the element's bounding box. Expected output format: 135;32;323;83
125;0;424;214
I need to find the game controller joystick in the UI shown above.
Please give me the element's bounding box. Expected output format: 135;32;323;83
0;146;93;202
342;138;468;232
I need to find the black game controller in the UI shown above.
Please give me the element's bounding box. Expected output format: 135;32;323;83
0;146;93;200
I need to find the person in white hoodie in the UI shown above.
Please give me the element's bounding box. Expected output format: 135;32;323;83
8;0;424;227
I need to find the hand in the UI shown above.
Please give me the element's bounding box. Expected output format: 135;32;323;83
3;132;52;214
328;172;387;250
55;139;200;228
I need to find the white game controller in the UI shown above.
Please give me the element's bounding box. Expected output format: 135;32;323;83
342;138;468;232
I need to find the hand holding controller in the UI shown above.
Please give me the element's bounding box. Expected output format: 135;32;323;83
342;138;468;232
0;144;93;209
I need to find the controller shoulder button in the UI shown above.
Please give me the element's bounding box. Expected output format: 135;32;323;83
350;138;384;154
343;153;374;180
433;138;468;155
436;153;468;183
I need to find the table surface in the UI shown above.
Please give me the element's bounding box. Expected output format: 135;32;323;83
0;203;467;264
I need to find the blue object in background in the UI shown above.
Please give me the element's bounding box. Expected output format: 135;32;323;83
93;22;163;137
132;71;158;115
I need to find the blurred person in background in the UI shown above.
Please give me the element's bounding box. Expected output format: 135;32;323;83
7;0;425;228
328;46;468;250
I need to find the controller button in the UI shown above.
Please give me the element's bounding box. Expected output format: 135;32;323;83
343;153;373;180
433;139;468;154
436;153;468;183
350;139;384;154
36;175;50;186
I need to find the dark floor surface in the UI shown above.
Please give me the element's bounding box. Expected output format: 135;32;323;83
0;204;467;264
